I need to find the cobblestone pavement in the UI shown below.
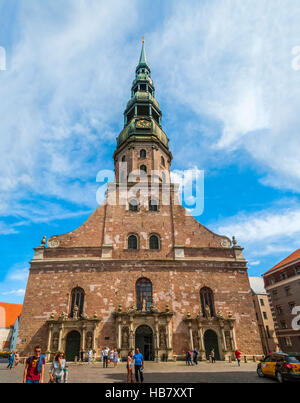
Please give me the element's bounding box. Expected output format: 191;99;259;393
0;360;275;383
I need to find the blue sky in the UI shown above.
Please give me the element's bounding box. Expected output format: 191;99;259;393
0;0;300;304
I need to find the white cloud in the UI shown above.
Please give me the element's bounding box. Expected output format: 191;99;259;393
2;289;25;297
0;0;139;222
150;0;300;191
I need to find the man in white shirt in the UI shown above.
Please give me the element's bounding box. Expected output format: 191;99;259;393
101;347;109;368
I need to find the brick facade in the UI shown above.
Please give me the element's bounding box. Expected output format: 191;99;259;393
17;43;263;361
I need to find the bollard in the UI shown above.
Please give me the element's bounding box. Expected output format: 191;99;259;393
253;355;256;362
244;356;247;363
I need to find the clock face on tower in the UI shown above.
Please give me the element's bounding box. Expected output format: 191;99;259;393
136;119;152;129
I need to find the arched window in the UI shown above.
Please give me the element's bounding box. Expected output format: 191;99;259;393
122;155;126;162
140;149;147;158
129;199;139;212
70;287;85;318
128;235;138;250
200;287;215;318
136;278;152;311
149;234;160;250
161;156;165;167
149;199;159;212
140;165;147;174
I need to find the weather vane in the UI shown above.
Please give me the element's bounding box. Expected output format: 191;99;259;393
142;35;145;43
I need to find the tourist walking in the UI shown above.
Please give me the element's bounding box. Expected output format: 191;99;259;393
127;351;134;383
7;351;15;370
193;349;199;365
133;348;144;383
113;349;119;368
14;351;20;368
235;349;241;366
87;348;93;364
186;349;193;366
109;349;114;367
49;352;66;383
210;348;216;363
102;347;109;368
23;345;45;383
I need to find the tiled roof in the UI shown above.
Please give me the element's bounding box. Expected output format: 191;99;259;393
0;302;22;328
249;277;266;295
264;249;300;276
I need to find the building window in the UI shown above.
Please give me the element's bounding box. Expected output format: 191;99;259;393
149;235;160;250
128;235;138;250
70;287;85;318
161;156;165;167
285;286;292;296
276;305;283;315
266;326;271;338
122;155;126;162
263;312;268;320
272;290;278;299
280;273;286;281
260;299;265;306
140;149;147;159
129;199;139;212
284;337;292;347
149;199;159;212
140;165;147;174
269;278;275;285
295;266;300;275
200;287;215;318
136;278;152;311
280;321;287;329
288;302;295;312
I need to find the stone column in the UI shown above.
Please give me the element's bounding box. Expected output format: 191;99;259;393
117;318;122;350
188;322;194;350
154;316;159;363
229;321;237;351
129;316;134;350
46;324;53;361
81;326;86;362
58;325;63;352
220;321;227;352
92;324;97;359
166;318;171;350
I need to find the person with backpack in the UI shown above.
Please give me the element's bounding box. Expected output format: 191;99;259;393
7;351;15;370
49;352;66;383
186;350;193;366
235;349;242;366
23;345;45;383
193;348;199;365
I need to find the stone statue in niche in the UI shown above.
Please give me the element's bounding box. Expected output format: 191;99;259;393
205;304;211;319
142;299;147;312
52;333;59;351
73;305;79;320
159;327;167;348
86;332;93;349
122;327;129;348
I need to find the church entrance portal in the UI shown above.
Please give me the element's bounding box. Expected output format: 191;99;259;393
65;331;81;362
135;325;154;361
204;329;220;360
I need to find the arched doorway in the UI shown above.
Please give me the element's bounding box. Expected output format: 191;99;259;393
204;329;220;361
135;325;154;361
65;331;81;362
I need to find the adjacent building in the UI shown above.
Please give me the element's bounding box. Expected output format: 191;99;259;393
263;249;300;353
17;43;263;362
0;302;22;352
249;277;278;355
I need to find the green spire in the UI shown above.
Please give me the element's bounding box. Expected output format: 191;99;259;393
136;40;150;71
139;41;147;65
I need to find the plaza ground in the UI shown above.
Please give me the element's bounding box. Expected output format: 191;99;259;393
0;360;274;383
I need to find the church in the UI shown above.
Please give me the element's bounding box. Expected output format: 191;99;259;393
17;43;263;362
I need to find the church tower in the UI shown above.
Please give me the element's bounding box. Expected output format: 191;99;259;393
114;41;172;185
17;42;263;363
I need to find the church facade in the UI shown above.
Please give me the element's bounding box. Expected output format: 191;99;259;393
17;43;263;362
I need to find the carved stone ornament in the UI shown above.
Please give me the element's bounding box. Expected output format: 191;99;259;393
47;238;60;248
221;239;231;248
